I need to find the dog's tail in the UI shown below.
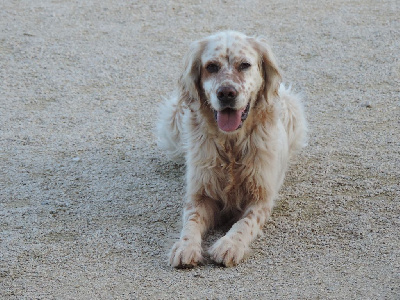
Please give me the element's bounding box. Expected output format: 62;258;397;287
278;84;308;158
156;92;186;163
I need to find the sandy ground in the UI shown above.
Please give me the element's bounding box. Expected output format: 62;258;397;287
1;0;399;298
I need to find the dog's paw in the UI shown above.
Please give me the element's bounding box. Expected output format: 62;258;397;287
169;240;204;268
208;236;249;267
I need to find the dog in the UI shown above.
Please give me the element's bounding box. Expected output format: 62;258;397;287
157;31;307;267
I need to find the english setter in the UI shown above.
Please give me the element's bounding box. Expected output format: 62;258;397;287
157;31;307;267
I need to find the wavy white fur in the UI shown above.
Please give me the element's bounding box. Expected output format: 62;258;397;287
157;31;307;267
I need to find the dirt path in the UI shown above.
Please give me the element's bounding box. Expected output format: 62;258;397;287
1;0;399;298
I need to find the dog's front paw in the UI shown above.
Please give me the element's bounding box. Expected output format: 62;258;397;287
169;239;204;268
208;236;249;267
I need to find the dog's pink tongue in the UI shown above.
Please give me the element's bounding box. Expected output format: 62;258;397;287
217;109;243;132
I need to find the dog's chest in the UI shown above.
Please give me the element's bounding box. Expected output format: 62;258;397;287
209;141;253;199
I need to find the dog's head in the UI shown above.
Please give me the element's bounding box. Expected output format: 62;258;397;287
179;31;281;133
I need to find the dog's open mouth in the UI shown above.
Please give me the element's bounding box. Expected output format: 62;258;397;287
214;102;250;132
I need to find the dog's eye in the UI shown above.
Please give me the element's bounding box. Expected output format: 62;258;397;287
206;63;220;73
239;62;251;71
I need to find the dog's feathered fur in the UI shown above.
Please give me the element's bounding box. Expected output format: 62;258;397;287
157;31;307;267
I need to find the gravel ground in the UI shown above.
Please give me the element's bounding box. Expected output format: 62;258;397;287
1;0;399;299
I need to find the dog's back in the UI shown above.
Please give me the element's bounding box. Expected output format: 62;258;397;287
156;93;187;163
278;84;308;159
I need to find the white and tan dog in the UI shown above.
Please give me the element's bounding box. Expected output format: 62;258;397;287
157;31;307;267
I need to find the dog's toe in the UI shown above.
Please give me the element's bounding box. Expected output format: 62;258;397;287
208;236;248;267
169;240;204;268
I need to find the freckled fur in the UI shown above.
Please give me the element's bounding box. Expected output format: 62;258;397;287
157;31;307;268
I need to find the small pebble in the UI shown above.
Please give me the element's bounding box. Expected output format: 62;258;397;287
361;102;372;108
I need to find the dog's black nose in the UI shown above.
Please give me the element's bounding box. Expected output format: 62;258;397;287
217;86;237;105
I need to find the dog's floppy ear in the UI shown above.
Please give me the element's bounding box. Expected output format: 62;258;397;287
178;40;205;103
251;37;282;104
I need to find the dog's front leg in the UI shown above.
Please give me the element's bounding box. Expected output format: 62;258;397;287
209;203;271;267
169;197;217;268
